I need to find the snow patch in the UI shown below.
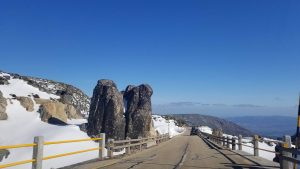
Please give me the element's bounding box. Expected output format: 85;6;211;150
0;78;59;99
152;115;185;138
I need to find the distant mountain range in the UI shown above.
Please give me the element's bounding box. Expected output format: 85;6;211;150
168;114;253;136
226;116;297;138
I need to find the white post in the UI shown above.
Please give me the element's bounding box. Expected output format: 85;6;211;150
280;135;292;169
168;120;170;138
254;135;259;156
99;133;105;160
108;139;114;158
238;135;242;151
126;137;131;154
32;136;44;169
138;136;142;151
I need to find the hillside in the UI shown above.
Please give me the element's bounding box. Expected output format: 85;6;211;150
169;114;253;136
0;70;184;169
227;116;297;138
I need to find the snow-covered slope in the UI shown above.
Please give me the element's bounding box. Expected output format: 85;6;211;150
0;72;100;169
199;126;277;161
152;115;185;138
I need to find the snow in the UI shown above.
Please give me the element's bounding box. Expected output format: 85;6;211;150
0;100;103;169
0;77;102;169
152;115;185;138
67;119;87;125
198;126;277;161
0;75;59;99
198;126;213;135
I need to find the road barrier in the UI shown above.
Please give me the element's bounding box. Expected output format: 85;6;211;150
0;133;105;169
0;133;170;169
199;131;299;169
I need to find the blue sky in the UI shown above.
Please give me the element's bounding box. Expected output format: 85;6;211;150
0;0;299;116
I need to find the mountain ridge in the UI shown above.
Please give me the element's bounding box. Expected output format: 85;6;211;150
168;113;254;136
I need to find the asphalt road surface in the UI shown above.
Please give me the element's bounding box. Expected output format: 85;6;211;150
99;130;279;169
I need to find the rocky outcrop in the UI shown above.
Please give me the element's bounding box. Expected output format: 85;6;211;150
123;84;153;138
39;101;82;125
39;102;68;125
87;80;125;140
0;76;9;85
0;149;10;162
1;71;90;115
0;91;8;120
65;104;82;119
34;98;51;105
17;97;34;112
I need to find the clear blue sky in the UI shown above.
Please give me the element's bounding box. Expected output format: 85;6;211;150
0;0;299;116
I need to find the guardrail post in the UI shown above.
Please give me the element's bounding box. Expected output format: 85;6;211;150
232;137;236;150
32;136;44;169
254;135;259;156
227;136;230;149
99;133;105;160
223;136;226;147
238;135;242;150
280;135;292;169
126;137;131;155
138;136;142;151
108;139;114;158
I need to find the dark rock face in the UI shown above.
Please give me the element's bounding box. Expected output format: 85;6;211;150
87;80;125;140
124;84;153;138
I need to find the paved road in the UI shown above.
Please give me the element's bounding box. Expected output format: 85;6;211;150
98;130;279;169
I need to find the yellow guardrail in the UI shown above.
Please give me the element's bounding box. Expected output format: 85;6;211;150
0;159;35;168
0;137;102;169
43;147;101;160
44;138;102;145
0;143;36;149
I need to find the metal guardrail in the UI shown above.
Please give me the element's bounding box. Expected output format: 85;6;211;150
199;131;300;169
0;134;106;169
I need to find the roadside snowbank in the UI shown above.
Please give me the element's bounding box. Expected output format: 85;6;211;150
199;126;277;161
152;115;185;138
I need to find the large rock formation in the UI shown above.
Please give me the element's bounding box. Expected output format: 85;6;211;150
87;80;125;140
17;97;34;112
0;91;8;120
123;84;154;138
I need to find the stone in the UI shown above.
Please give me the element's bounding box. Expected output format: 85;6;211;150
34;98;51;105
0;91;8;120
0;76;9;85
87;80;125;140
17;97;34;112
0;149;10;162
123;84;153;138
65;104;82;119
39;102;68;125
